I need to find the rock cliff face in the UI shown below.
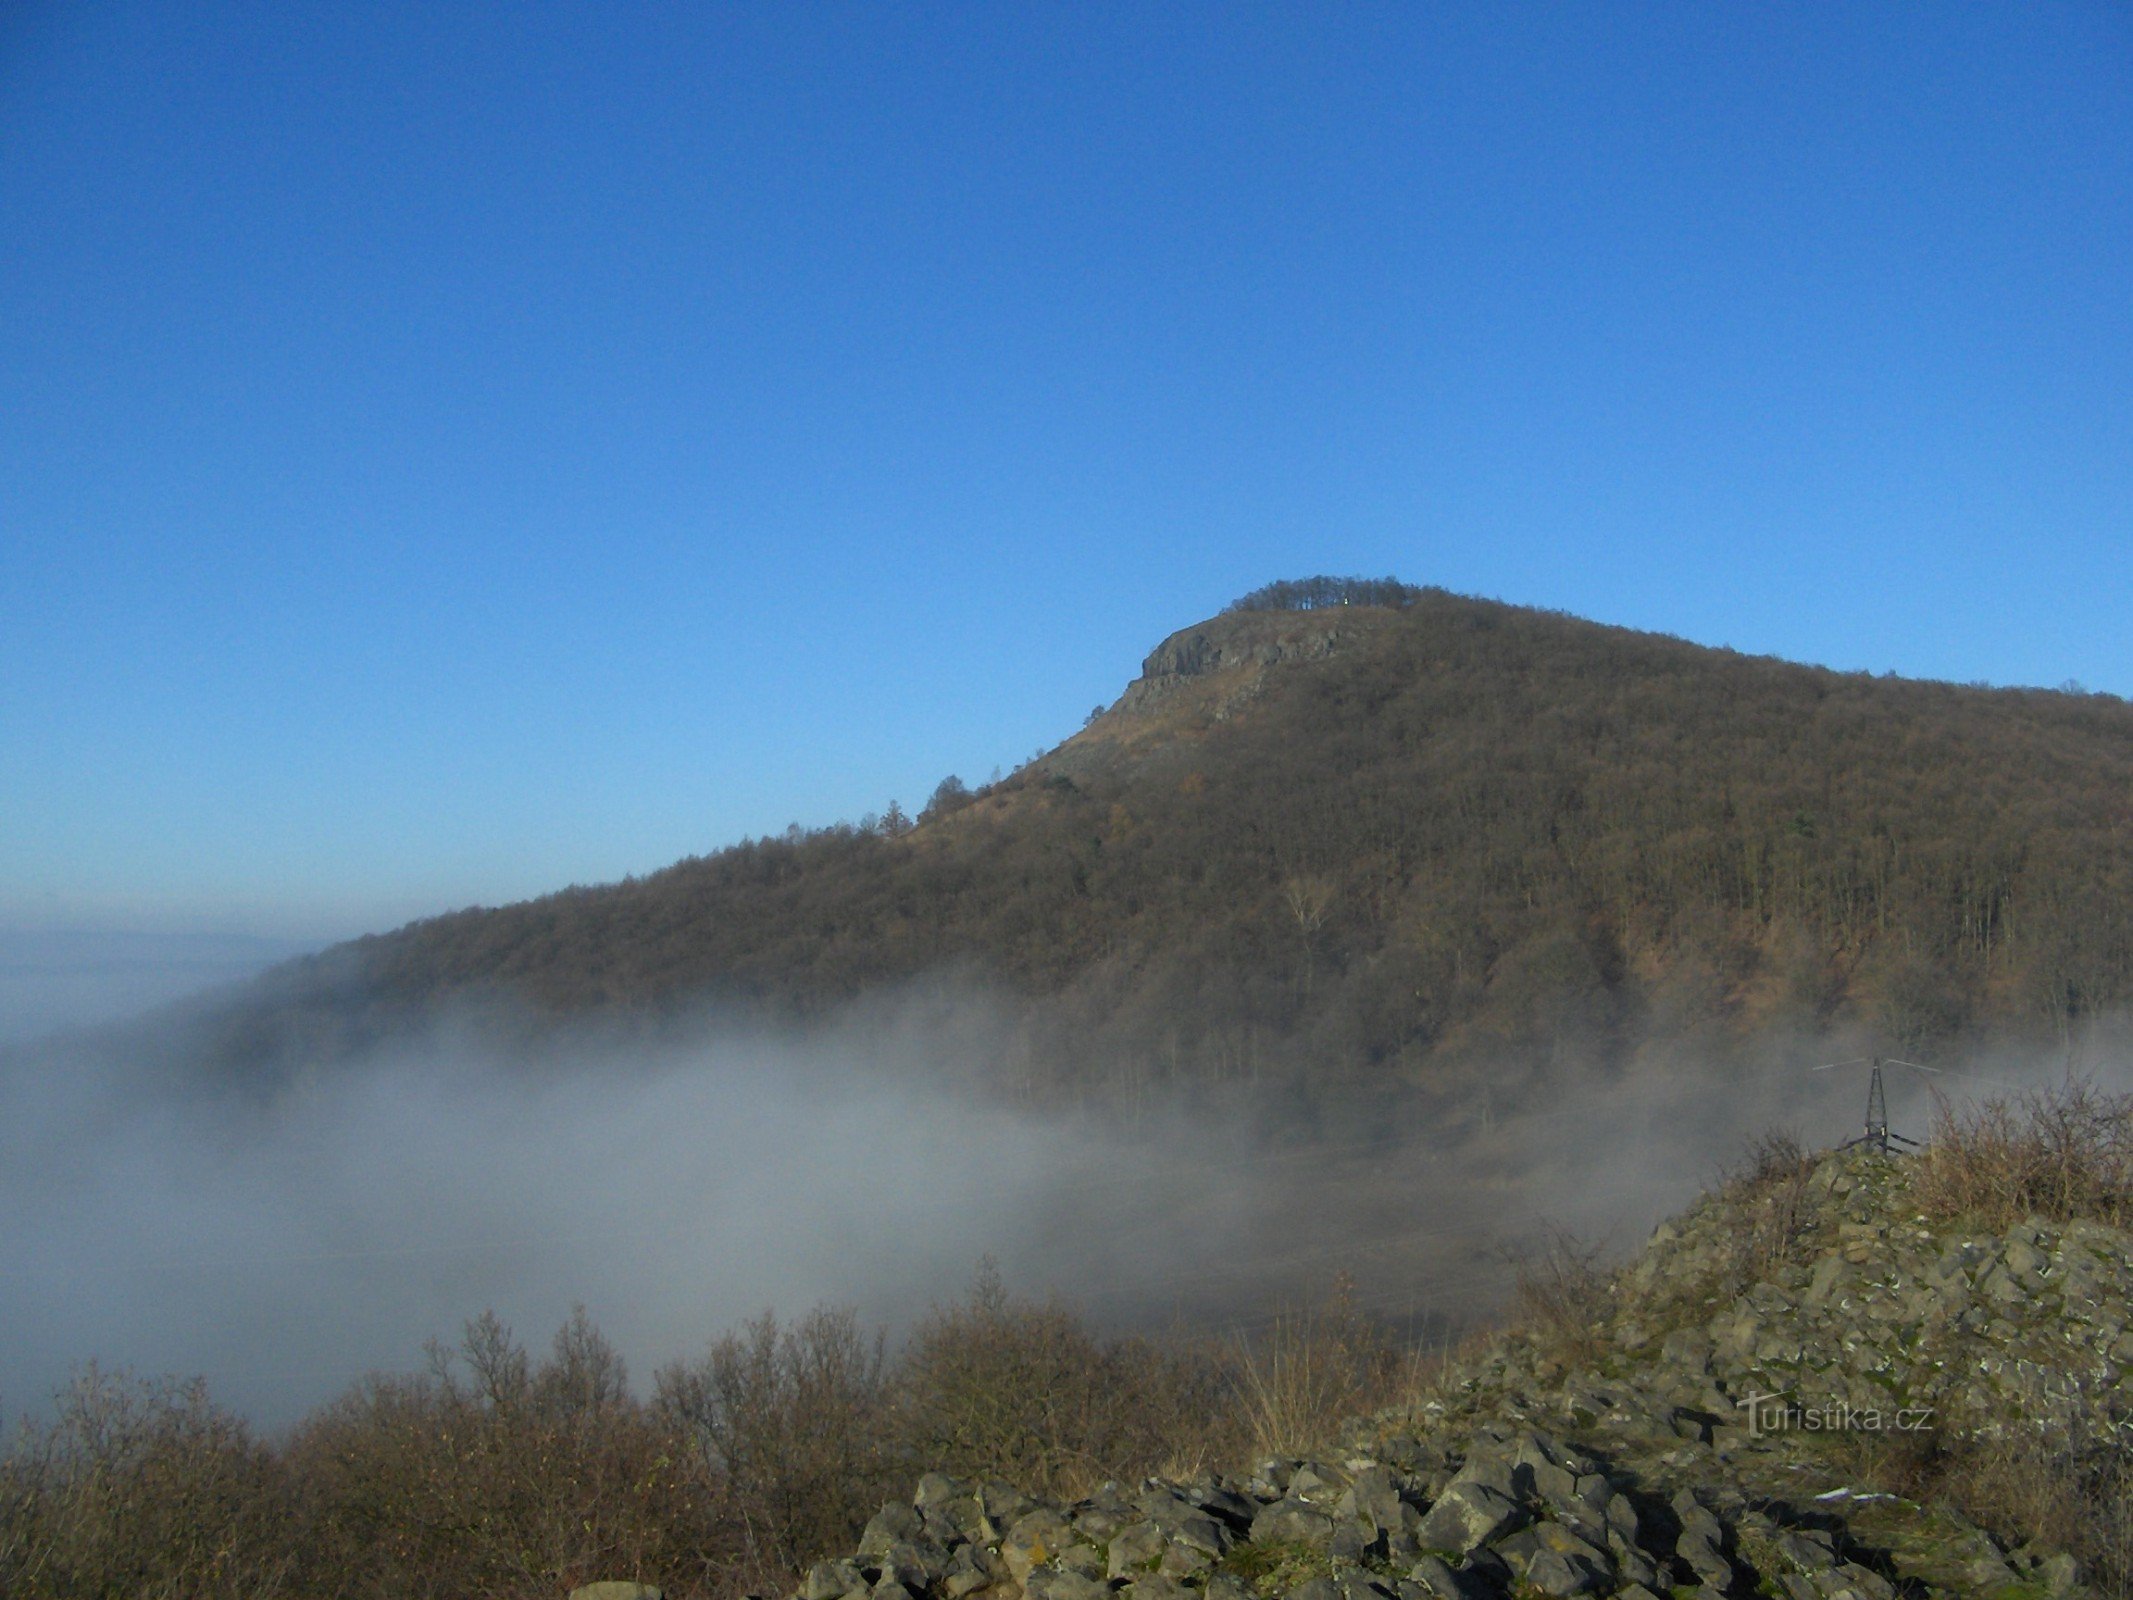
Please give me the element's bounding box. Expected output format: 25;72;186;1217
794;1147;2129;1600
1041;607;1398;782
1112;610;1385;721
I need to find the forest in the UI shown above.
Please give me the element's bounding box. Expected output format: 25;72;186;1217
146;582;2133;1102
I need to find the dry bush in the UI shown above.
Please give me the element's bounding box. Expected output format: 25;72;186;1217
1505;1228;1611;1365
1813;1416;1946;1509
891;1260;1132;1497
286;1311;719;1600
1725;1127;1819;1281
1738;1125;1813;1191
1233;1275;1423;1459
654;1306;894;1590
891;1261;1236;1499
1109;1331;1251;1481
1914;1078;2133;1229
1;1287;1446;1600
535;1302;636;1417
0;1363;294;1600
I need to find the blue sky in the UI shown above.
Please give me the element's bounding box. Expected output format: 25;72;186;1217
4;2;2129;959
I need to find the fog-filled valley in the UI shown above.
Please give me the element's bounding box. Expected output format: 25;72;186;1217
7;976;2124;1433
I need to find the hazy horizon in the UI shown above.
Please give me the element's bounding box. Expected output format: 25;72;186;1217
0;925;337;1048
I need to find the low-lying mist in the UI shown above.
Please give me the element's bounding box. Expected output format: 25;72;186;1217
3;982;2123;1433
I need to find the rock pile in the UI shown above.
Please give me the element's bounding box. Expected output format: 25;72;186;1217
1618;1150;2133;1442
790;1147;2129;1600
797;1423;1898;1600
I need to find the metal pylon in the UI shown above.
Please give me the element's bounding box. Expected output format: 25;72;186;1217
1814;1056;1935;1153
1859;1059;1899;1153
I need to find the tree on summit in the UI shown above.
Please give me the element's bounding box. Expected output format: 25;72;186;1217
1227;575;1426;613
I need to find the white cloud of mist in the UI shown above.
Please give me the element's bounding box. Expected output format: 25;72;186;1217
2;988;2125;1435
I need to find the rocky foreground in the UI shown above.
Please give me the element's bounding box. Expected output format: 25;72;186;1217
780;1146;2132;1600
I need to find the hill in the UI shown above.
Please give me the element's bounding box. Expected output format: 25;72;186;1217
138;580;2133;1095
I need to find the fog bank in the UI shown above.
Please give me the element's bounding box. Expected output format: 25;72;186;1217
3;990;2122;1433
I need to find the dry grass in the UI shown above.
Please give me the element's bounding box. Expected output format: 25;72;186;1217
1914;1077;2133;1229
1232;1274;1429;1459
1726;1127;1820;1281
1504;1229;1612;1365
1833;1404;2133;1600
1953;1437;2133;1596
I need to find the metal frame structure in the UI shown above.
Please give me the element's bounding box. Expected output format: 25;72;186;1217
1811;1055;1939;1153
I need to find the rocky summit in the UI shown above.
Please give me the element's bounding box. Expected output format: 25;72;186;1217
793;1145;2132;1600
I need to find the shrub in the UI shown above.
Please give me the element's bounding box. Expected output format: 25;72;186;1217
1914;1078;2133;1229
1727;1127;1819;1281
892;1261;1124;1496
285;1313;718;1600
655;1307;893;1587
891;1262;1239;1498
1948;1430;2132;1599
0;1363;294;1600
1836;1394;2133;1600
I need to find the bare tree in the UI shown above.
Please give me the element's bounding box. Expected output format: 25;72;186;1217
1281;872;1338;997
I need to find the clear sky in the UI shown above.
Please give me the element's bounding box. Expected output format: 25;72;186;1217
4;2;2129;952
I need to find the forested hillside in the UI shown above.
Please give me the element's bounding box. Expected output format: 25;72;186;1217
163;582;2133;1095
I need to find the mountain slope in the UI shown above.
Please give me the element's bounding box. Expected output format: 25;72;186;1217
149;583;2133;1092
